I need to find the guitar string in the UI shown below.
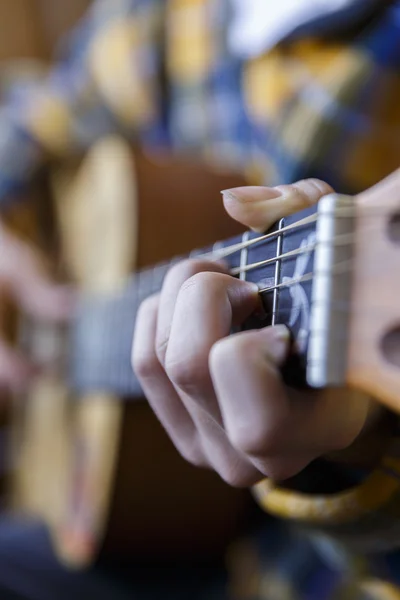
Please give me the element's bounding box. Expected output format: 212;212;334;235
229;230;359;277
229;243;316;276
133;251;350;299
3;205;396;478
66;211;397;407
137;238;358;290
198;201;386;262
201;214;317;260
257;258;352;294
135;260;349;300
133;207;385;293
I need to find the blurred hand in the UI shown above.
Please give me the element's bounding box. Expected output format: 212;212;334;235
0;221;74;391
132;179;378;486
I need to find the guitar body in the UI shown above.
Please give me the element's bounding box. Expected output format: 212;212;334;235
6;138;253;568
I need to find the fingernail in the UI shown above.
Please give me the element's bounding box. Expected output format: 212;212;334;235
243;281;260;294
221;187;282;204
261;325;290;363
221;189;238;204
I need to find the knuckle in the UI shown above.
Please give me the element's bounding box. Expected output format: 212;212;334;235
136;295;158;323
178;442;207;468
304;177;334;196
132;298;159;378
165;352;209;394
291;178;333;206
230;422;283;458
208;340;228;379
178;271;221;297
155;333;169;364
132;346;159;380
210;332;255;372
289;182;313;206
209;336;234;369
164;259;223;289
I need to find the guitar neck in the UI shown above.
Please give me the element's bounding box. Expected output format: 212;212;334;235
69;203;320;398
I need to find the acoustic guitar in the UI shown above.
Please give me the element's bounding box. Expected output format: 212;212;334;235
4;139;400;569
4;137;254;568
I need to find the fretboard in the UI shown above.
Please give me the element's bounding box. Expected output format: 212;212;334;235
69;205;317;397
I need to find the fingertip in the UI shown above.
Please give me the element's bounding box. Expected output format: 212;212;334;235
258;325;290;365
228;279;262;325
239;280;260;294
221;187;280;205
221;187;281;231
221;179;334;232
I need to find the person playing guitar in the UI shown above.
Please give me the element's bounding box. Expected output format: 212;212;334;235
0;0;398;599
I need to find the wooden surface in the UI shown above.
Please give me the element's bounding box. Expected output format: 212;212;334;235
347;169;400;413
5;129;253;567
9;137;137;567
51;136;138;567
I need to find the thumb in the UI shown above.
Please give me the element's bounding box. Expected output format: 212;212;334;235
222;178;334;232
0;227;75;321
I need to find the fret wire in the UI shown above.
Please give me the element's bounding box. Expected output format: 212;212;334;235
258;271;314;294
259;299;351;320
272;219;284;326
239;231;250;281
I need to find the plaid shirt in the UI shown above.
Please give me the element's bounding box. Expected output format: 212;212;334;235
0;1;400;598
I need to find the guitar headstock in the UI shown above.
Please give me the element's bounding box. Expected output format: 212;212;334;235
346;169;400;413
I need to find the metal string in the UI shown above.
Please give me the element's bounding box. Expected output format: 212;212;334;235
257;259;353;294
198;201;385;263
201;214;317;261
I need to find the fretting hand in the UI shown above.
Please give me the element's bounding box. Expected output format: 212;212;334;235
132;179;379;486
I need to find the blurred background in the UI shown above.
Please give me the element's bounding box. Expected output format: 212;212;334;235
0;0;89;60
0;2;258;599
1;2;396;599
